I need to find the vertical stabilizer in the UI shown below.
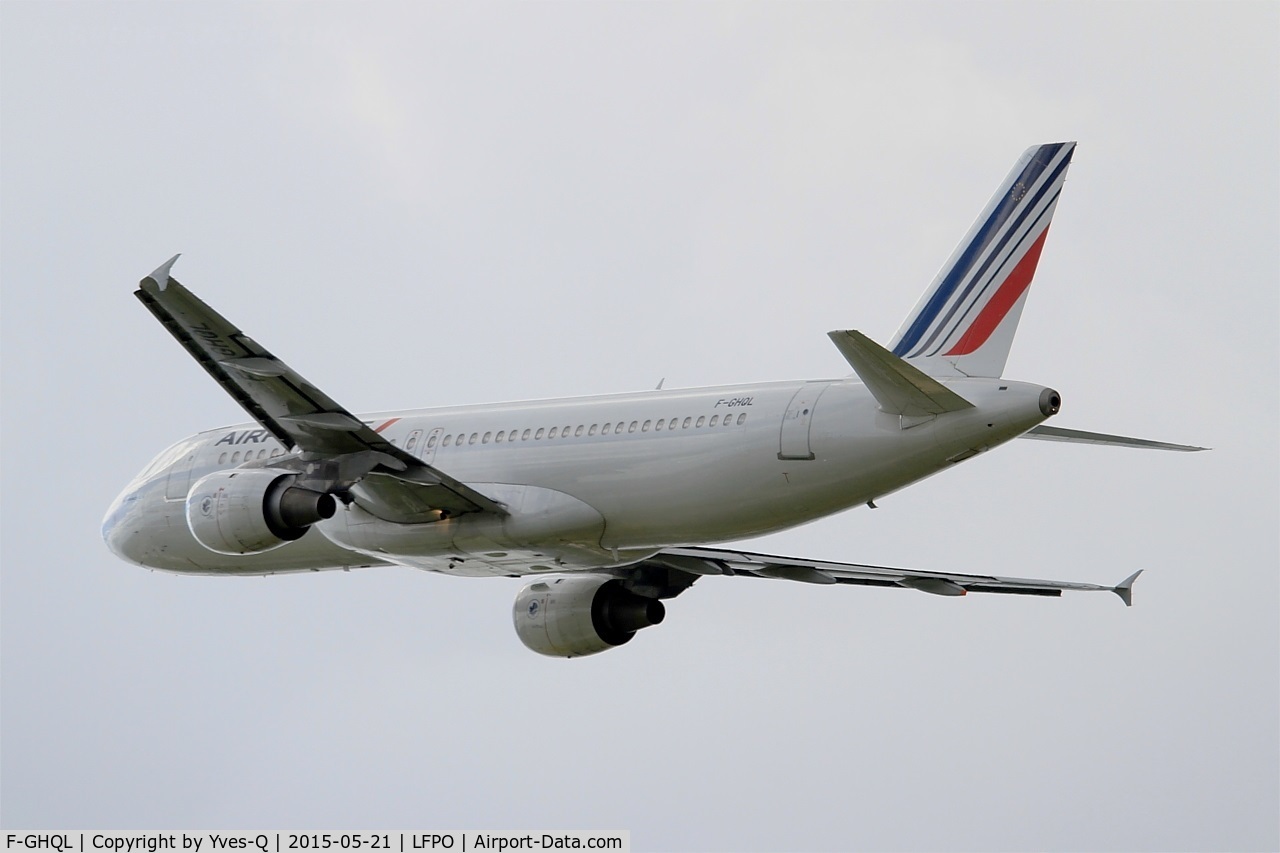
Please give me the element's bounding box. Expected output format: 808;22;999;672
890;142;1075;378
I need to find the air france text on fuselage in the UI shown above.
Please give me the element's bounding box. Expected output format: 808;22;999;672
214;429;273;447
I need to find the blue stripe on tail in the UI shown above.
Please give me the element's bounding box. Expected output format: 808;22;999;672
892;143;1073;358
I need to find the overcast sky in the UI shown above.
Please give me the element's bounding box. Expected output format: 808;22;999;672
2;3;1277;850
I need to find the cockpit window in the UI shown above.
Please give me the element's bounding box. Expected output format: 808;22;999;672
124;437;199;492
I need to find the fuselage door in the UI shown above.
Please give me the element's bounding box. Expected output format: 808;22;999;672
779;383;830;460
164;444;198;501
403;429;424;458
420;427;444;465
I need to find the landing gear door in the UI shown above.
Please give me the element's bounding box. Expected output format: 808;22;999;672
779;383;830;460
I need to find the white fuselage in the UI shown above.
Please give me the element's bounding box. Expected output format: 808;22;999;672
103;376;1051;577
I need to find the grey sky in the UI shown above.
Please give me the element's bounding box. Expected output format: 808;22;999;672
2;3;1276;850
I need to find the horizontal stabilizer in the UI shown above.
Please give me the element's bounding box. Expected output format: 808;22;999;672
828;330;974;416
1021;425;1207;452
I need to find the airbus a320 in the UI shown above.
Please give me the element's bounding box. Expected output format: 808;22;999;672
103;142;1203;657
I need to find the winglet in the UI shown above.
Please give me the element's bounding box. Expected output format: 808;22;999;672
142;254;182;291
828;329;974;416
1112;570;1143;607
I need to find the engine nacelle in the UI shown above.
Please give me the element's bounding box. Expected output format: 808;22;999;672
186;468;335;556
513;575;666;658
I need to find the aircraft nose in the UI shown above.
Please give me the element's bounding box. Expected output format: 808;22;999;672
102;490;146;566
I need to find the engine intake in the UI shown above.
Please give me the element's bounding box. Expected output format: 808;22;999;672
513;576;666;658
186;468;335;556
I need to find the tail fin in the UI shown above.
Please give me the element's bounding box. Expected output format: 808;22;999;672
890;142;1076;378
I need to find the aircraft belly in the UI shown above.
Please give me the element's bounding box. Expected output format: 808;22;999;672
317;482;616;573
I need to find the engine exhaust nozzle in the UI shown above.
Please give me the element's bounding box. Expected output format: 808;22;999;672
1039;387;1062;417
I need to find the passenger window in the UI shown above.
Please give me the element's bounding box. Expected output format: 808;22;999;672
629;421;638;433
709;415;719;427
469;433;478;445
602;423;612;435
258;449;267;459
589;424;598;436
231;452;241;463
549;427;558;439
522;429;531;441
682;417;692;429
218;452;227;464
737;413;747;425
656;419;665;430
724;416;733;427
669;419;677;430
428;435;438;448
496;431;505;443
406;435;418;450
535;428;545;439
271;448;282;457
642;420;651;432
483;432;492;444
696;416;706;428
571;425;580;437
563;424;571;436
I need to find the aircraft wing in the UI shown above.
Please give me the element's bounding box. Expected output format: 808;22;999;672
135;255;506;520
651;546;1142;605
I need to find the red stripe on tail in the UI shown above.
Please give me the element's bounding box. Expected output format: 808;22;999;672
945;227;1050;357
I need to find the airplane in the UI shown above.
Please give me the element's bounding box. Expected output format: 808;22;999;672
103;141;1204;657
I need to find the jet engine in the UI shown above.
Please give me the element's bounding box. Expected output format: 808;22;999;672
513;576;666;657
185;469;335;556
